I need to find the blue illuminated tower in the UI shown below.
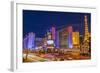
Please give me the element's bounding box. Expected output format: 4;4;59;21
67;26;73;48
51;26;56;47
23;35;28;49
27;32;35;50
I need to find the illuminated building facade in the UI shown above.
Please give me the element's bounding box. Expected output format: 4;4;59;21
72;32;80;45
57;27;68;48
47;31;52;40
46;29;55;49
23;32;35;50
56;31;60;48
56;26;74;49
67;26;73;48
23;36;28;49
43;36;47;47
51;26;56;40
27;32;35;50
35;38;44;48
51;26;58;47
72;32;80;49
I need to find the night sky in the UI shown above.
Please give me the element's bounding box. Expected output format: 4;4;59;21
23;10;91;38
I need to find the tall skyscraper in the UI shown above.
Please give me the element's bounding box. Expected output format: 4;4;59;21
56;31;60;48
27;32;35;50
72;32;80;49
72;32;80;45
67;26;73;48
51;26;56;40
57;27;68;48
23;35;28;49
51;26;58;48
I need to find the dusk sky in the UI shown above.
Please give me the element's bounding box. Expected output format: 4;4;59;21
23;10;91;38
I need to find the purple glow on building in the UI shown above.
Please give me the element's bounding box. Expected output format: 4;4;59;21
51;27;56;40
51;26;58;48
56;31;59;48
67;26;73;48
23;36;28;49
27;32;35;50
68;33;73;48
